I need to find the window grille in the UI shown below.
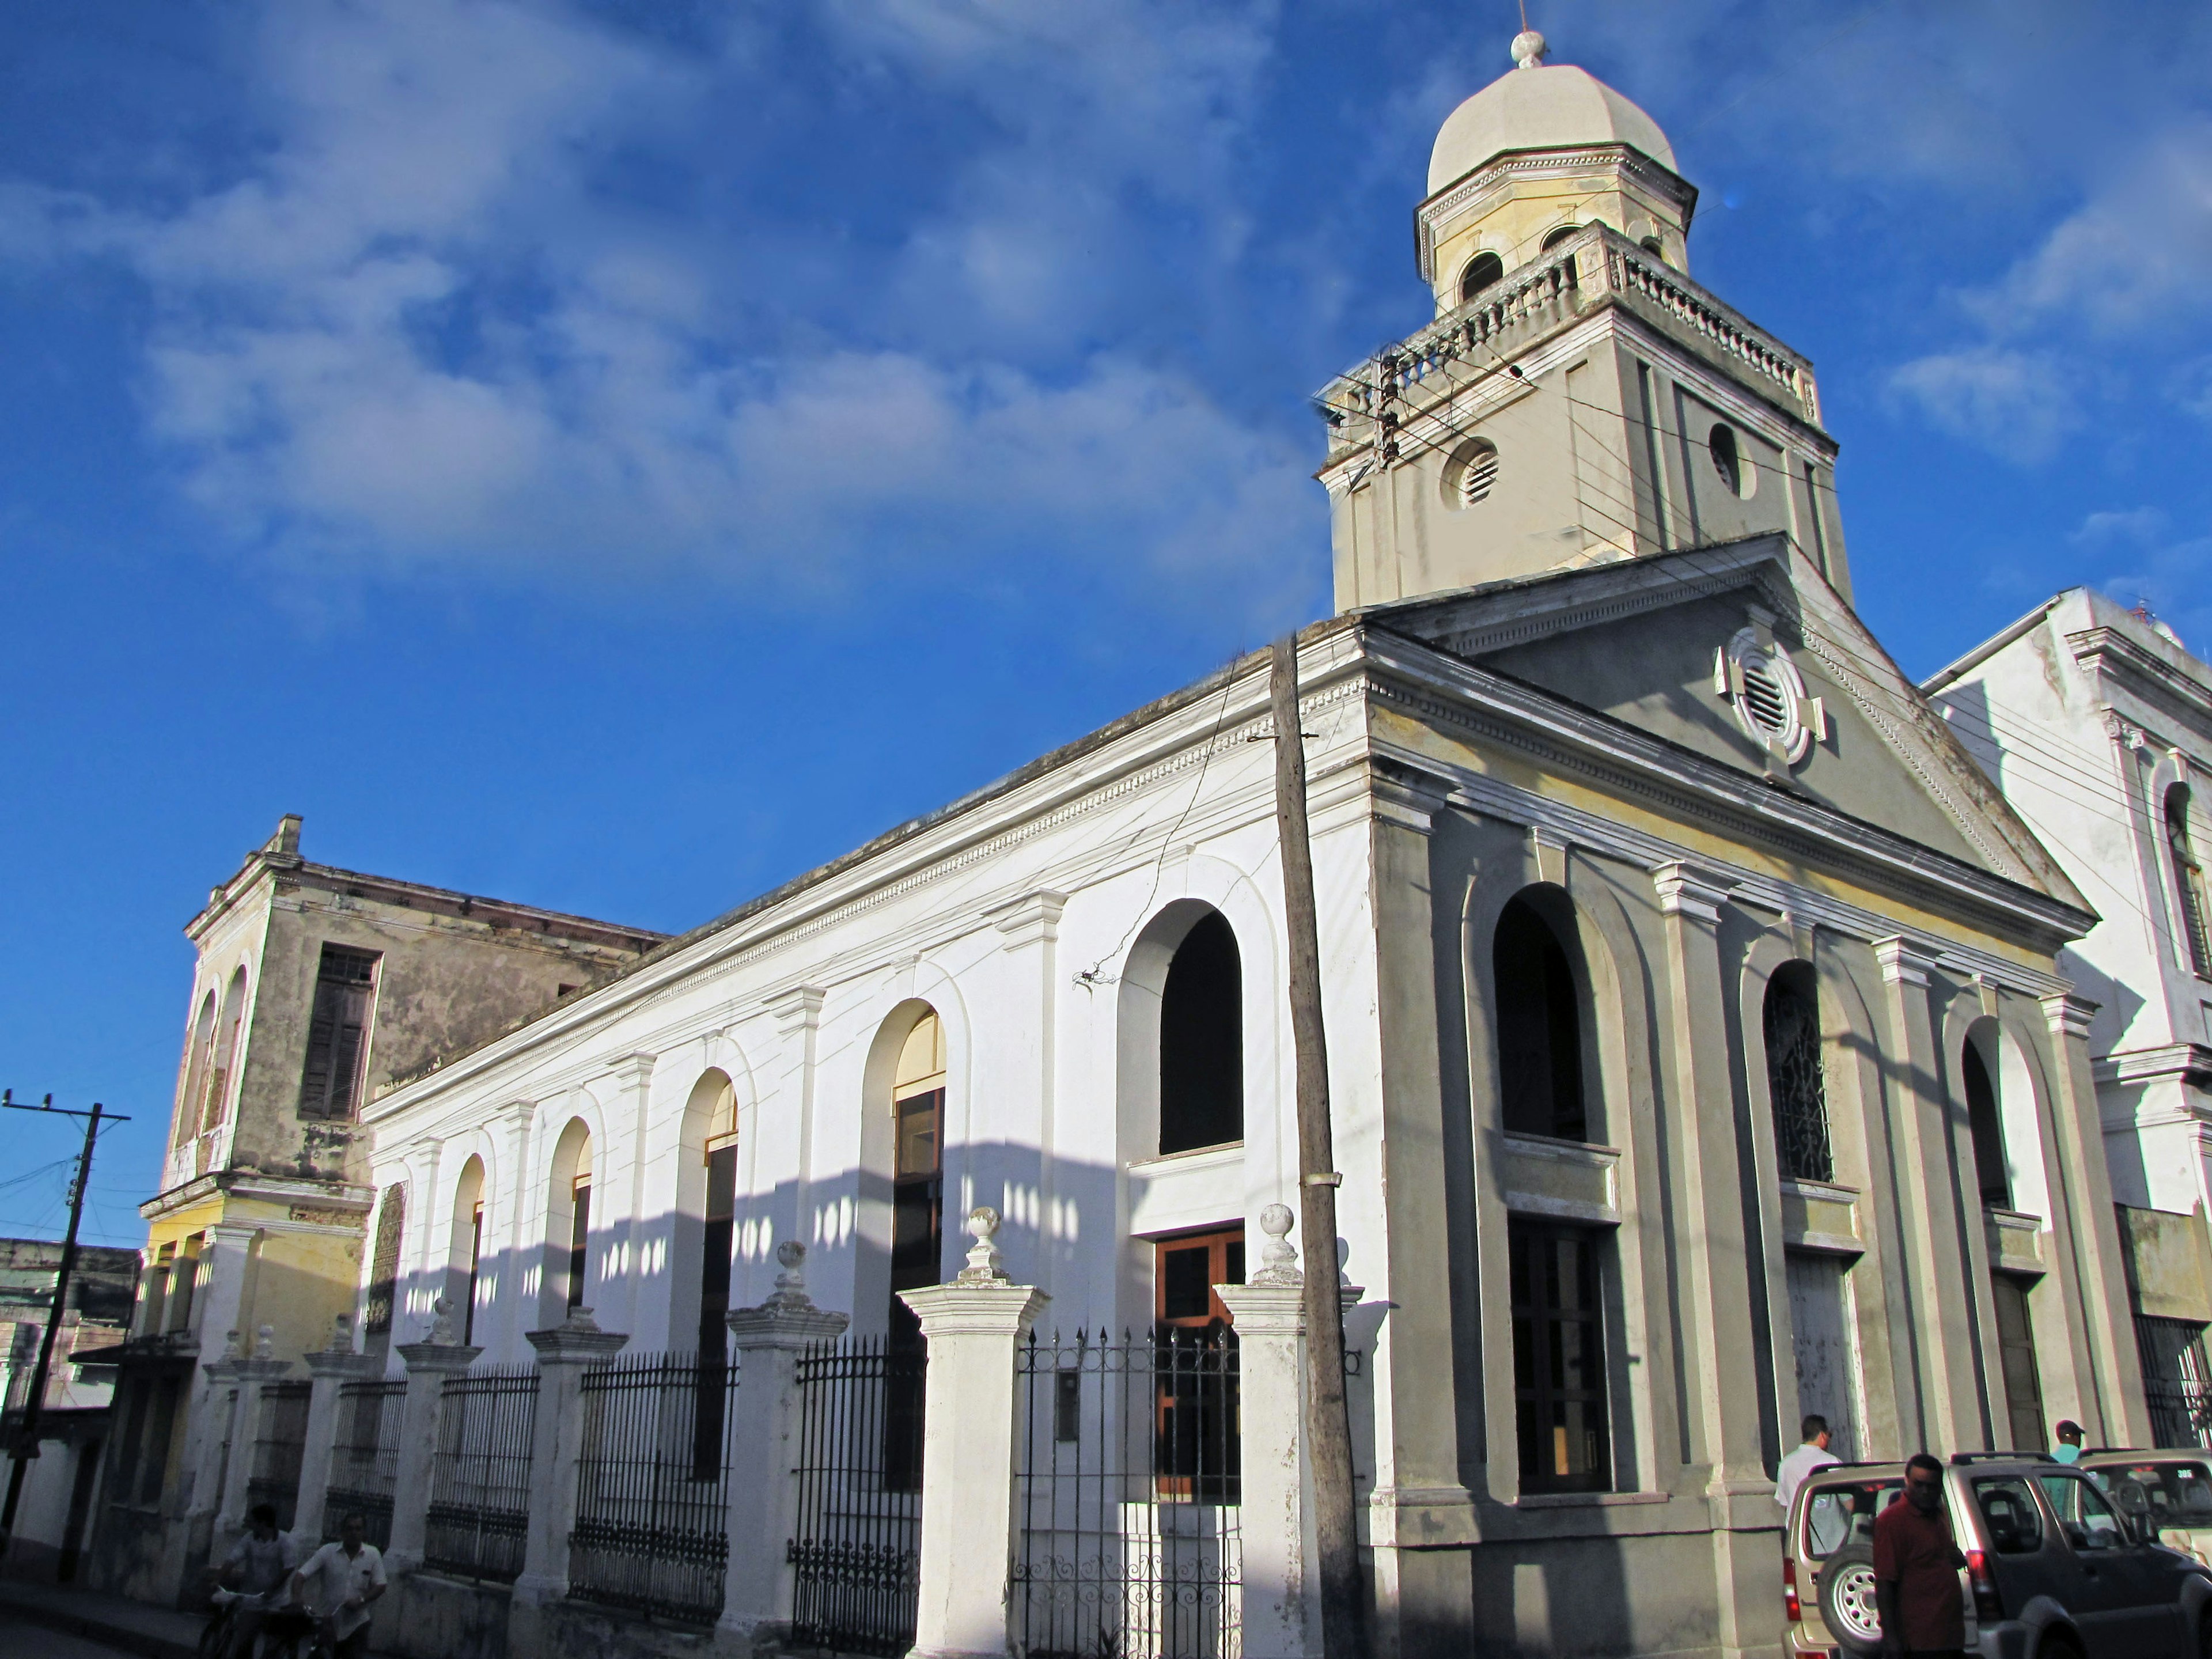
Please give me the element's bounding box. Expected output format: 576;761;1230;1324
1509;1221;1611;1495
569;1351;738;1626
2137;1316;2212;1451
1011;1328;1241;1659
362;1186;405;1337
424;1366;537;1582
2169;790;2212;979
245;1380;313;1531
1763;969;1834;1183
298;945;380;1119
788;1335;925;1658
324;1378;405;1549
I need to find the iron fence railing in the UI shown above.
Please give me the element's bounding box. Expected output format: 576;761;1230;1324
787;1336;925;1657
324;1378;406;1549
245;1380;313;1532
2138;1316;2212;1450
1012;1328;1241;1659
568;1350;737;1625
424;1365;538;1582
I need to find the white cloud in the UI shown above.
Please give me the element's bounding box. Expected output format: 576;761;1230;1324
1884;347;2082;463
0;0;1311;615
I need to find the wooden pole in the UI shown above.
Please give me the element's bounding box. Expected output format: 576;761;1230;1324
1270;634;1366;1659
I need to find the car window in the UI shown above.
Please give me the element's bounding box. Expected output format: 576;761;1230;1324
2039;1474;2126;1551
2123;1460;2212;1521
1802;1480;1903;1561
1973;1476;2045;1554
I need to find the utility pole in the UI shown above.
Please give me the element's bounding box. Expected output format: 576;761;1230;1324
1270;635;1367;1659
0;1089;128;1551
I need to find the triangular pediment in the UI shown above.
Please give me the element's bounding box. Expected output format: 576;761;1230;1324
1358;536;2085;906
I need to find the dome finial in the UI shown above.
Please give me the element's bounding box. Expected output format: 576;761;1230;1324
1512;28;1548;69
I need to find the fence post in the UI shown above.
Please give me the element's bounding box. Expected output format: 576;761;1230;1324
1217;1205;1321;1659
901;1207;1048;1659
509;1306;628;1654
294;1316;380;1544
221;1327;296;1539
388;1301;481;1574
718;1241;850;1653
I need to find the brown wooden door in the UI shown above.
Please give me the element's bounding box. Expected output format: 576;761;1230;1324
1153;1229;1244;1501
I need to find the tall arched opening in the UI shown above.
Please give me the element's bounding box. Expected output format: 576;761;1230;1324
543;1120;594;1327
448;1156;486;1345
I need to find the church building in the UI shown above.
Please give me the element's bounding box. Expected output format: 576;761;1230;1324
97;32;2153;1659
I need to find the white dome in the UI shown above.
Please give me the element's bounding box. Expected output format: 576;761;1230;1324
1427;63;1676;196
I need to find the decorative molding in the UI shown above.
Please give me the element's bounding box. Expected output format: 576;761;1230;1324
2041;993;2100;1044
1653;861;1730;923
1874;937;1939;988
763;986;826;1036
1531;824;1570;888
986;891;1068;951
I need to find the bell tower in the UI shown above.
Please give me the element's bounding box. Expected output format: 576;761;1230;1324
1317;31;1852;611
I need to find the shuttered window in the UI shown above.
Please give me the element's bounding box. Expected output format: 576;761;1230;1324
298;945;380;1119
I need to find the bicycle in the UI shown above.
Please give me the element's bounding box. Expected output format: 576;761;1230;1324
198;1590;327;1659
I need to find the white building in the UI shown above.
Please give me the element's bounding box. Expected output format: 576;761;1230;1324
1928;589;2212;1441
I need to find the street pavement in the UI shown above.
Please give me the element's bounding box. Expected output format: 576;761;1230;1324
0;1605;156;1659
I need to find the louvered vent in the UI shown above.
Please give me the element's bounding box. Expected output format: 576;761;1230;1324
1460;448;1499;506
1741;658;1790;733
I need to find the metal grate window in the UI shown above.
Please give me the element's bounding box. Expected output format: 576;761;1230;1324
245;1380;313;1531
324;1379;405;1549
2137;1316;2212;1451
1012;1328;1241;1659
1763;966;1834;1183
2169;789;2212;979
788;1336;925;1658
298;945;380;1119
425;1366;537;1582
362;1186;406;1337
569;1351;738;1626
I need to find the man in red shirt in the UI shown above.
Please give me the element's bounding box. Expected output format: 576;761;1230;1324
1872;1452;1967;1658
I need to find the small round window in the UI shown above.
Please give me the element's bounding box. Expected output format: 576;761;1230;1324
1460;253;1505;304
1708;422;1756;499
1445;441;1499;510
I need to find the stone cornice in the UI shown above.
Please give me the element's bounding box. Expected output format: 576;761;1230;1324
2092;1041;2212;1090
2067;626;2212;731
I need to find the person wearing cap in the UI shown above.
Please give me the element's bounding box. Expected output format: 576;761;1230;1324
2052;1420;2086;1464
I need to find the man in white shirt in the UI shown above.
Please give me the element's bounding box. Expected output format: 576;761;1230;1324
1774;1414;1840;1517
291;1511;387;1659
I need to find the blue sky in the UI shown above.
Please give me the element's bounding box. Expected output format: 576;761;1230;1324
2;0;2208;1247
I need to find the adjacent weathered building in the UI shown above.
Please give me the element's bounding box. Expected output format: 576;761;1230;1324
1928;589;2212;1445
90;817;660;1601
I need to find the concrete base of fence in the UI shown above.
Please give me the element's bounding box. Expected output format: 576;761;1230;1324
387;1569;514;1659
540;1597;734;1659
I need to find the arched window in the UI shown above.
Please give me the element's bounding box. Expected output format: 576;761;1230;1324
449;1157;486;1344
1763;964;1832;1183
176;993;217;1149
362;1183;406;1344
1159;911;1243;1155
1493;894;1588;1142
1460;252;1505;303
1540;224;1580;252
566;1138;592;1312
201;968;248;1137
2169;786;2212;978
1639;236;1665;260
889;1012;946;1335
1963;1040;2010;1209
543;1119;593;1326
696;1073;740;1354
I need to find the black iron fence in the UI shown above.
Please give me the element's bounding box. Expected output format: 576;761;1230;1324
1012;1329;1241;1659
787;1335;925;1658
324;1379;406;1549
568;1350;737;1625
2139;1315;2212;1449
246;1380;313;1532
425;1365;538;1582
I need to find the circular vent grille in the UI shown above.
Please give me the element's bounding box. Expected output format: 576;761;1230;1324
1459;448;1499;506
1740;658;1790;733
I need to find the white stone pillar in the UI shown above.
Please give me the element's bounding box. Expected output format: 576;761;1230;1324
219;1331;296;1546
184;1332;242;1525
509;1307;629;1655
718;1242;850;1652
901;1209;1048;1659
388;1302;480;1573
293;1316;380;1544
1215;1205;1320;1659
181;1225;259;1518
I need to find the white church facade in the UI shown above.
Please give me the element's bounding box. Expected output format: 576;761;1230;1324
86;32;2159;1659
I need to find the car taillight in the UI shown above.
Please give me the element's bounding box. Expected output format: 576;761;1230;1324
1966;1548;2002;1620
1782;1554;1801;1622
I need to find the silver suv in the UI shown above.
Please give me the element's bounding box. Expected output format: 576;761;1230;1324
1786;1455;2212;1657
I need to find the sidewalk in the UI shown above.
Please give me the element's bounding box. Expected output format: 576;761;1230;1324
0;1575;204;1659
